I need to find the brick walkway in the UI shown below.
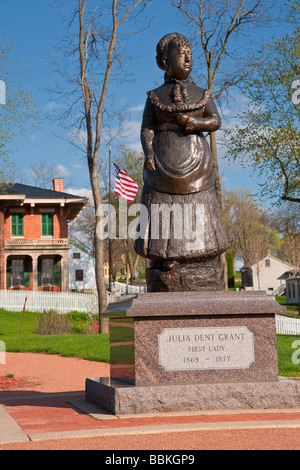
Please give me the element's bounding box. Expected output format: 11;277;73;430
1;353;300;449
2;392;300;439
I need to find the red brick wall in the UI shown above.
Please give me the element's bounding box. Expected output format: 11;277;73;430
4;205;69;239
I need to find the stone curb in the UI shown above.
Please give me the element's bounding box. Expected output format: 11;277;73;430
28;420;300;443
0;406;29;444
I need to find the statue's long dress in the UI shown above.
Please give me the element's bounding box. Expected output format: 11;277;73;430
134;78;228;264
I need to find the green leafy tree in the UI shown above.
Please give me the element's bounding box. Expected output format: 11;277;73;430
226;246;235;288
222;188;281;267
225;2;300;204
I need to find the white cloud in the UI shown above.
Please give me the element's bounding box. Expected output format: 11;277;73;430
67;187;93;199
44;101;64;111
55;164;70;177
128;142;143;153
128;104;144;113
122;120;141;142
73;163;84;169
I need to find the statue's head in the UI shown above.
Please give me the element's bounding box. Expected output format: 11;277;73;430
156;33;192;80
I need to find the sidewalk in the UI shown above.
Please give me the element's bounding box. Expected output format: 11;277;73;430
1;353;300;450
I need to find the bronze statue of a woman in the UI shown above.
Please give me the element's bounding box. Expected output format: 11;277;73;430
134;33;228;292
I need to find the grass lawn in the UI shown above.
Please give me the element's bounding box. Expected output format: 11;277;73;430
0;308;300;376
275;296;299;317
277;335;300;377
0;308;109;363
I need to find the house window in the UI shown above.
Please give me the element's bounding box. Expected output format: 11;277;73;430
6;258;31;287
12;260;24;286
41;259;54;285
41;213;54;237
38;258;61;286
11;213;24;237
73;253;81;259
265;259;271;267
75;270;84;282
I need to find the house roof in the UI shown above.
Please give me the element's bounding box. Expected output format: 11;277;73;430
0;183;88;220
71;240;94;257
1;183;83;199
249;253;295;270
286;271;300;281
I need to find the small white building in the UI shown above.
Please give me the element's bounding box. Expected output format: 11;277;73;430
69;242;97;291
245;252;295;294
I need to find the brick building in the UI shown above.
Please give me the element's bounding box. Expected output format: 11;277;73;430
0;179;88;292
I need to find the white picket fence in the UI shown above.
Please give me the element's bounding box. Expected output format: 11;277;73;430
276;314;300;336
0;290;98;314
109;282;147;296
1;289;299;336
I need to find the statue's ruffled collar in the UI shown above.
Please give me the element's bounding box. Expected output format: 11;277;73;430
147;75;211;113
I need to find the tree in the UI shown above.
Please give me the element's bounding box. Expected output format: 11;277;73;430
113;145;144;283
0;33;38;188
25;160;74;189
222;188;280;267
51;0;149;321
225;3;300;204
268;200;300;272
225;246;235;288
279;233;300;273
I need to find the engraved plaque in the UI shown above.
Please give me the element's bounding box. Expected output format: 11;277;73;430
158;326;255;371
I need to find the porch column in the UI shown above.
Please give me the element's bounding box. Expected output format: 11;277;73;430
32;254;39;291
60;252;69;292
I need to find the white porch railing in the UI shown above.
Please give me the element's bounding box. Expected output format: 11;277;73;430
276;314;300;335
4;238;69;247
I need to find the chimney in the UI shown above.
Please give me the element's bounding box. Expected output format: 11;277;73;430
53;178;64;193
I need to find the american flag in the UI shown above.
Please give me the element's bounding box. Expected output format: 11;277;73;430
113;163;138;203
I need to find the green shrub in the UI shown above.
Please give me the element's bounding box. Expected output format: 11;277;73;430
69;311;90;321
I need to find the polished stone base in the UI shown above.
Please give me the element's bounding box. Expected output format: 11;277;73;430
86;377;300;415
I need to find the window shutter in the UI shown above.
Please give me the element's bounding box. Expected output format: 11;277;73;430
48;213;53;236
11;214;17;237
37;258;42;286
41;213;54;236
41;213;47;236
11;213;23;237
54;258;61;286
18;214;24;236
6;259;12;287
24;258;31;287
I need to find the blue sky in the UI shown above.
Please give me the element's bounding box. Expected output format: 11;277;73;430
0;0;291;202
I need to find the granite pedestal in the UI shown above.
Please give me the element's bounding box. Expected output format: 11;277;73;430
86;291;300;414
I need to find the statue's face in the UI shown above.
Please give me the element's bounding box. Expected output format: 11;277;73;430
165;45;192;80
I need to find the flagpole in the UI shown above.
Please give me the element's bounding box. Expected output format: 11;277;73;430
108;146;112;293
